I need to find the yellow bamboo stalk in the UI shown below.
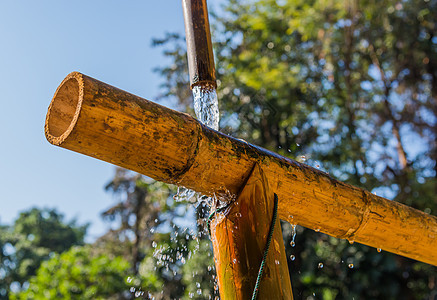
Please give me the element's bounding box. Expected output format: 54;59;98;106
210;164;293;299
45;72;437;266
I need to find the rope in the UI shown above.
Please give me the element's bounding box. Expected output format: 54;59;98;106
206;193;279;300
251;193;278;300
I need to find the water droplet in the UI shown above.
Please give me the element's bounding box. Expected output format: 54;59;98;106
348;240;354;244
130;287;136;293
127;277;132;283
208;265;212;271
181;257;186;264
152;241;157;248
197;289;202;295
296;143;300;147
135;291;142;297
318;262;324;269
290;255;295;261
348;263;354;269
275;260;280;265
233;258;237;264
377;248;382;253
236;212;242;218
290;224;297;247
154;218;158;223
315;228;320;232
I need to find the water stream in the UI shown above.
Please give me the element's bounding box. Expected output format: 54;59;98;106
165;85;221;298
174;85;220;205
192;85;220;131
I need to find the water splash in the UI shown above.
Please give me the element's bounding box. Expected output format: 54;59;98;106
173;187;197;203
146;85;222;298
192;85;220;130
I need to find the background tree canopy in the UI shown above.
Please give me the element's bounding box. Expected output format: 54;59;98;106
3;0;437;299
0;208;87;299
152;0;437;298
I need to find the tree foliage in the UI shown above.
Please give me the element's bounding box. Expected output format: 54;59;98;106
152;0;437;298
11;246;130;300
0;208;87;299
5;0;437;298
97;168;172;275
97;169;216;299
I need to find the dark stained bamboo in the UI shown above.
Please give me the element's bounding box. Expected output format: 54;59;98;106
182;0;216;89
210;164;293;299
45;72;437;266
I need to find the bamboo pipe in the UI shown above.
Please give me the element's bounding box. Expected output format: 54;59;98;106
211;164;293;299
182;0;216;89
45;72;437;266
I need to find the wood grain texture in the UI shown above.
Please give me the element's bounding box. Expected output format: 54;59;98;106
45;72;437;266
211;164;293;299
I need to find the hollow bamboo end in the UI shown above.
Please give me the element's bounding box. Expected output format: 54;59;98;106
45;72;84;146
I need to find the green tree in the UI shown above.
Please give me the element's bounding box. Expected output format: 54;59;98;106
100;167;217;299
0;208;87;298
152;0;437;298
0;224;15;298
98;168;171;275
11;246;130;300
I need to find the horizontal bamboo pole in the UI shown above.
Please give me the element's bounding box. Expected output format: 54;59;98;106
45;72;437;266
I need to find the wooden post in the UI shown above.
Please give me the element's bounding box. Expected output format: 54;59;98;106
210;164;293;299
45;72;437;266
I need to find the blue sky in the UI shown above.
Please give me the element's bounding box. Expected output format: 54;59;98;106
0;1;221;240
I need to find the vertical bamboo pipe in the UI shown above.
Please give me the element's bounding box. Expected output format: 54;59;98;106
182;0;216;89
210;165;293;299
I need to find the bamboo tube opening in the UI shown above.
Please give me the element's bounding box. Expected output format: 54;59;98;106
45;73;83;145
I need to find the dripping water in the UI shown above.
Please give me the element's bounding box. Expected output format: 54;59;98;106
147;85;221;298
289;224;297;247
